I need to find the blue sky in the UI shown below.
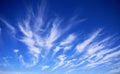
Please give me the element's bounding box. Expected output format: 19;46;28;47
0;0;120;74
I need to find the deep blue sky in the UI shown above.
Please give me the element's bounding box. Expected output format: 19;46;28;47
0;0;120;74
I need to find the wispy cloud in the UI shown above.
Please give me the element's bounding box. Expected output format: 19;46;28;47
60;34;76;46
53;55;66;70
65;69;75;74
34;0;47;33
87;36;112;55
13;49;19;53
108;67;120;74
45;18;62;50
102;50;120;61
18;24;41;67
19;54;39;67
85;45;120;68
0;57;12;68
53;46;61;56
76;29;102;53
62;59;77;68
20;36;40;54
19;36;40;67
41;65;49;71
19;25;32;37
1;0;120;73
0;18;16;34
63;45;72;52
53;34;76;56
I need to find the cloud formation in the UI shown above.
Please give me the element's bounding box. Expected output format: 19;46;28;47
0;0;120;74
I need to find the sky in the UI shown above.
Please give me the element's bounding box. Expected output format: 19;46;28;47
0;0;120;74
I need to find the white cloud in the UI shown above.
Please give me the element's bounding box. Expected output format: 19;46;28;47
54;46;61;53
103;50;120;61
58;55;66;61
62;34;118;69
18;9;64;68
0;57;12;68
95;45;120;59
19;54;39;68
20;36;40;54
108;67;120;74
53;46;61;56
68;34;120;69
41;65;49;71
63;45;72;52
67;16;86;28
76;29;102;53
45;19;62;49
13;49;19;53
34;0;47;33
18;23;41;67
1;0;120;73
53;34;76;56
65;69;75;74
85;45;120;68
34;34;44;47
0;18;16;34
87;44;104;55
60;34;76;46
63;59;77;68
85;59;109;68
91;45;120;62
87;36;113;55
19;25;32;37
53;55;66;70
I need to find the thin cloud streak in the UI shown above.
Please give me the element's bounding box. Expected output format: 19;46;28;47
60;34;76;46
0;18;16;34
41;65;49;71
19;54;39;67
87;36;113;55
108;67;120;74
0;1;120;74
85;45;120;68
76;29;102;53
53;55;66;70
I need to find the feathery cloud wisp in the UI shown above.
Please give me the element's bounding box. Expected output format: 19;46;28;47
0;18;16;34
41;65;49;71
76;29;102;53
60;34;76;46
108;67;120;74
53;55;66;70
